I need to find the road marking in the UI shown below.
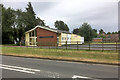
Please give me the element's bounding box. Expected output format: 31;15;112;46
0;64;40;74
0;64;40;72
72;75;101;80
0;66;35;74
72;75;90;79
0;64;60;78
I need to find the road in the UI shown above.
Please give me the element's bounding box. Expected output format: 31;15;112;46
1;55;119;79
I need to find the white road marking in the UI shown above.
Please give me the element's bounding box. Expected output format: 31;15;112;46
0;66;35;74
72;75;101;80
72;75;90;79
0;64;60;78
0;64;40;74
0;64;40;72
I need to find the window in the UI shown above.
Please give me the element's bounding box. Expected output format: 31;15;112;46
32;31;34;36
62;37;64;40
67;37;69;40
39;36;54;38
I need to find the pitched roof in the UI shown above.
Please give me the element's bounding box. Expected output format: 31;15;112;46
25;25;71;34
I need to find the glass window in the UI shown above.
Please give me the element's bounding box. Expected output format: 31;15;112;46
39;36;54;38
32;31;34;36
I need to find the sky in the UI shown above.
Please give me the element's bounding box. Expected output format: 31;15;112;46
1;0;119;33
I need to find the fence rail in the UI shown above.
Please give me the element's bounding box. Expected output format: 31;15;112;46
25;41;120;52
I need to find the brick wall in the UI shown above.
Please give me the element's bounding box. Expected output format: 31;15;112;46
92;38;103;42
105;34;119;42
36;27;57;46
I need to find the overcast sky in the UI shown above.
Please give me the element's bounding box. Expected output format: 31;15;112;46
2;0;119;33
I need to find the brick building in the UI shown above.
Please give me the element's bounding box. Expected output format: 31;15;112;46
92;33;119;42
104;34;119;42
25;26;84;46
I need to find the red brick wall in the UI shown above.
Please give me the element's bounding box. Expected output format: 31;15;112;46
105;34;119;42
92;39;103;42
36;27;57;46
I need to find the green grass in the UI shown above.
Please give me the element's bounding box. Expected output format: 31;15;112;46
1;46;119;64
90;42;120;44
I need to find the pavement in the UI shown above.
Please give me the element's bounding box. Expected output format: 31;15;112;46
1;55;119;79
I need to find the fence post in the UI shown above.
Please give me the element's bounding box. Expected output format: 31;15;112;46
40;42;41;49
66;41;67;50
20;42;21;46
102;41;104;52
77;41;78;50
56;41;58;49
89;41;90;51
49;42;50;49
116;41;118;52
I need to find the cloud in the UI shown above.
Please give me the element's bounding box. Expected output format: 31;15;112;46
2;0;119;32
37;0;118;32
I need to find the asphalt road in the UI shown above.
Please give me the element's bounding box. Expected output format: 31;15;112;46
1;55;119;79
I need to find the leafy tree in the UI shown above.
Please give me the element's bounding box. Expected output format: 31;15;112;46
99;29;104;34
93;29;97;33
36;17;45;26
24;2;45;31
107;32;111;34
72;28;79;35
118;30;120;40
2;6;15;44
0;4;2;44
99;35;106;38
54;20;69;31
24;2;36;31
14;9;26;42
114;32;118;34
79;23;95;41
112;32;115;34
2;2;46;44
92;29;97;38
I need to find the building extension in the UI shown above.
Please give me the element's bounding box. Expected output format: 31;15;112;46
25;25;84;46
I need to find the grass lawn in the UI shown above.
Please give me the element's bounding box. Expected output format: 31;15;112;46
1;46;119;64
90;42;120;44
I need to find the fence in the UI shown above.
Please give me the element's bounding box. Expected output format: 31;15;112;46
25;41;120;52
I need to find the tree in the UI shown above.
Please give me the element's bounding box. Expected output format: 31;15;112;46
54;20;69;31
79;23;95;41
112;32;115;34
114;32;118;34
107;32;111;34
36;17;45;26
72;28;79;35
24;2;45;31
2;2;46;44
118;30;120;40
0;4;2;44
99;29;104;34
2;6;15;44
92;29;97;38
93;29;97;33
14;9;26;42
24;2;36;31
